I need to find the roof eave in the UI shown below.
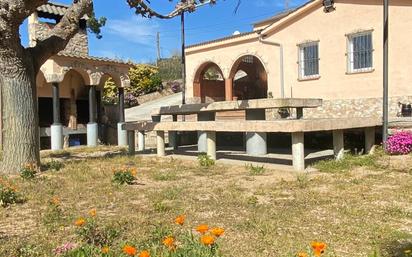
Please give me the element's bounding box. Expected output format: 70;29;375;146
261;0;321;36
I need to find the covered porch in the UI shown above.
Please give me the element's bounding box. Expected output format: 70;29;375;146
37;54;131;150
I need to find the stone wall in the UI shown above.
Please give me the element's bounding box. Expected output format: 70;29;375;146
304;96;412;119
32;22;89;56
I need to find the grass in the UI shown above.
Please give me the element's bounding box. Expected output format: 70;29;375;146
314;148;389;173
0;148;411;257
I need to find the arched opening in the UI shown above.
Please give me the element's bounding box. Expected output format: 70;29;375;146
193;62;225;103
229;55;268;100
37;69;89;148
99;73;123;145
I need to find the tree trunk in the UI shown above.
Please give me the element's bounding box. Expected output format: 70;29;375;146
0;49;40;174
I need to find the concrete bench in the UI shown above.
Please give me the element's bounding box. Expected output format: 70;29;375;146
149;98;322;155
123;117;381;171
151;98;322;118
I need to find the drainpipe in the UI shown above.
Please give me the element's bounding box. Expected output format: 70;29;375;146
259;34;285;98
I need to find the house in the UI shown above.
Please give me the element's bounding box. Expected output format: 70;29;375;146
1;2;133;150
185;0;412;119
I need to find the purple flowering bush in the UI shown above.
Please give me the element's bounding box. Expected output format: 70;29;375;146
386;131;412;155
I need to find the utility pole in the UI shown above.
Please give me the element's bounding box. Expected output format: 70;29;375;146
156;32;161;65
383;0;389;146
181;12;186;105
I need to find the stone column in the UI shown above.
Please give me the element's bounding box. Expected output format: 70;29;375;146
127;130;135;155
333;130;344;160
117;87;128;146
156;131;165;157
292;132;305;171
225;78;233;101
365;127;376;154
206;131;217;160
137;131;145;151
51;82;63;150
87;85;98;147
197;112;215;153
246;109;267;155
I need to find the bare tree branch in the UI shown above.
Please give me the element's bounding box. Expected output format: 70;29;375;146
127;0;216;19
0;0;47;28
29;0;93;72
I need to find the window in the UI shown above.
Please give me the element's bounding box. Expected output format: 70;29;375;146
298;42;319;79
347;32;373;73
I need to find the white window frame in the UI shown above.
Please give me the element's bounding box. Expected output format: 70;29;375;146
346;31;374;73
298;41;320;80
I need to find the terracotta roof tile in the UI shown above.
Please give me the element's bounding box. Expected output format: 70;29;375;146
56;53;134;66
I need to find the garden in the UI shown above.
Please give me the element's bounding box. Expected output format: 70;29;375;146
0;131;412;257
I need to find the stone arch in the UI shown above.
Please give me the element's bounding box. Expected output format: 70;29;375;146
193;61;226;103
228;54;268;100
228;52;269;79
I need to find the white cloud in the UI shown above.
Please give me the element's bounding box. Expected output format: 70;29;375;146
105;16;159;46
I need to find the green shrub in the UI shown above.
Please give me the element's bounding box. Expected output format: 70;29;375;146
246;164;265;176
74;215;119;247
0;178;24;207
296;173;310;189
112;167;137;185
20;163;37;180
197;153;215;168
314;150;387;173
103;65;163;105
151;170;178;181
45;159;64;171
42;197;64;231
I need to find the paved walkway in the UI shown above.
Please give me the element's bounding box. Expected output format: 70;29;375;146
125;92;182;122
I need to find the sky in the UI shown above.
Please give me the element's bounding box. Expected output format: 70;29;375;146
20;0;307;64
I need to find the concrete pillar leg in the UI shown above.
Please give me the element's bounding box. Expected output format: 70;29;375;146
156;131;165;157
87;123;98;147
117;122;128;146
292;132;305;171
51;124;63;150
333;130;344;160
127;130;135;155
365;127;376;154
137;131;145;151
198;131;207;153
197;112;215;153
246;109;267;155
246;132;267;155
207;131;217;160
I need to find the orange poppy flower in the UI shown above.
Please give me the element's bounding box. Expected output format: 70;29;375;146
130;168;137;177
139;250;150;257
196;224;209;234
51;196;60;205
123;245;137;256
211;227;224;237
175;215;185;226
297;252;308;257
101;246;110;254
88;209;97;217
311;241;327;257
163;236;175;249
200;235;215;246
74;218;86;226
